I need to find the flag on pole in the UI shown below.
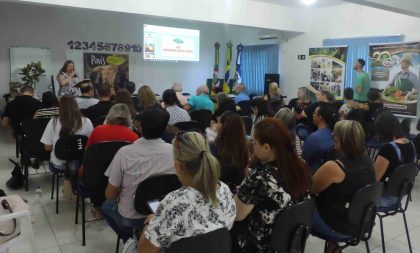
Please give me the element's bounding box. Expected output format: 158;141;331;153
234;44;244;84
212;42;221;92
223;41;233;93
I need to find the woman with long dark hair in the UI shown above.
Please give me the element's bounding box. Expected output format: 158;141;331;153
41;96;93;189
57;60;79;97
210;112;249;190
233;118;311;252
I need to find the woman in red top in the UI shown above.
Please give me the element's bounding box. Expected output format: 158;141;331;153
86;103;138;147
83;103;138;219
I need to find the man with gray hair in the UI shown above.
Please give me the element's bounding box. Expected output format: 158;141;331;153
171;82;188;106
234;83;250;104
184;85;214;112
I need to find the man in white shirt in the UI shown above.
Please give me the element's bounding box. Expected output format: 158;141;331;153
74;79;99;109
101;108;175;242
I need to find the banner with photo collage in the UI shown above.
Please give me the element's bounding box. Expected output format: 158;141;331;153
309;46;347;100
369;42;420;117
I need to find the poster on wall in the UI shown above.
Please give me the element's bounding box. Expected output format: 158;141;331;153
83;53;129;90
369;42;420;117
309;46;347;100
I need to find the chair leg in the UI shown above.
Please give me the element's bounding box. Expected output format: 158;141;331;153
55;173;59;214
82;197;86;246
402;212;413;253
15;139;19;158
51;173;55;200
365;240;370;253
379;216;386;253
115;235;121;253
75;194;79;224
24;163;29;192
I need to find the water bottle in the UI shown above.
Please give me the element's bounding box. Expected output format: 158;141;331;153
34;186;43;204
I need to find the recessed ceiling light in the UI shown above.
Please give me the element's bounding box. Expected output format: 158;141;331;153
302;0;317;6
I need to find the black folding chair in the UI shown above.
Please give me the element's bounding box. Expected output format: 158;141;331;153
237;100;252;117
76;141;130;246
52;134;88;214
270;100;284;112
271;198;315;253
21;118;51;191
174;120;200;131
189;109;213;131
166;228;231;253
377;163;418;253
312;182;383;253
241;116;253;136
114;174;181;253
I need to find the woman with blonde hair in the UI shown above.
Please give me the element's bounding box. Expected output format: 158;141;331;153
311;120;375;252
137;85;160;113
137;131;236;253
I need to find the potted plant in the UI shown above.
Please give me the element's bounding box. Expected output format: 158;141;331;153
19;61;45;90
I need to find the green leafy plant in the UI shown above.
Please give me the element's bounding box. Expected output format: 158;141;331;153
19;61;45;89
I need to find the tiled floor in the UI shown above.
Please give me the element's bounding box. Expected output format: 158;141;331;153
0;126;419;253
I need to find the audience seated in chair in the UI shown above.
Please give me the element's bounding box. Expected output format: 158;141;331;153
82;83;114;127
232;118;311;253
172;82;188;106
74;79;99;109
101;108;175;242
299;90;335;133
184;85;214;112
339;87;358;120
289;87;311;120
274;107;301;157
373;112;416;209
233;83;250;104
34;91;59;119
40;96;93;189
250;98;274;137
209;111;249;191
137;131;236;252
302;102;338;173
2;85;42;139
114;89;138;118
162;89;191;125
311;120;376;253
136;85;161;113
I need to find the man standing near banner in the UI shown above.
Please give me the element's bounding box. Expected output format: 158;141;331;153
353;58;370;102
388;56;419;92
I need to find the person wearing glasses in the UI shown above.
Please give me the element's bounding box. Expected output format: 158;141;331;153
137;131;236;252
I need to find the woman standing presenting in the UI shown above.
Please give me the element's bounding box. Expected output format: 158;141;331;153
57;60;79;97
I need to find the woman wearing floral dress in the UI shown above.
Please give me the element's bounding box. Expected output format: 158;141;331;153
233;118;311;252
137;131;236;253
57;60;79;97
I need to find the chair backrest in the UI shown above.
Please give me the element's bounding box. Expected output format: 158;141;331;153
241;116;253;136
189;110;213;131
271;198;315;252
81;141;131;198
385;163;417;197
54;134;88;161
249;93;257;101
174;121;201;131
237;100;252;117
413;134;420;156
270;100;283;112
21;118;50;158
347;182;383;242
134;174;182;215
166;228;231;253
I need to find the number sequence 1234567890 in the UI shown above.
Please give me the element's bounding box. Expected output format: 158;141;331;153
67;41;142;53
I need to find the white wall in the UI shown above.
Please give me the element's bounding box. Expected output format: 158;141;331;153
280;3;420;99
0;2;284;100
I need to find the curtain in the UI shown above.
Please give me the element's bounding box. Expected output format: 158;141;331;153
241;44;279;95
323;35;403;89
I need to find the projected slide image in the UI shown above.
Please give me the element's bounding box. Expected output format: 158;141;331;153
144;24;200;62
